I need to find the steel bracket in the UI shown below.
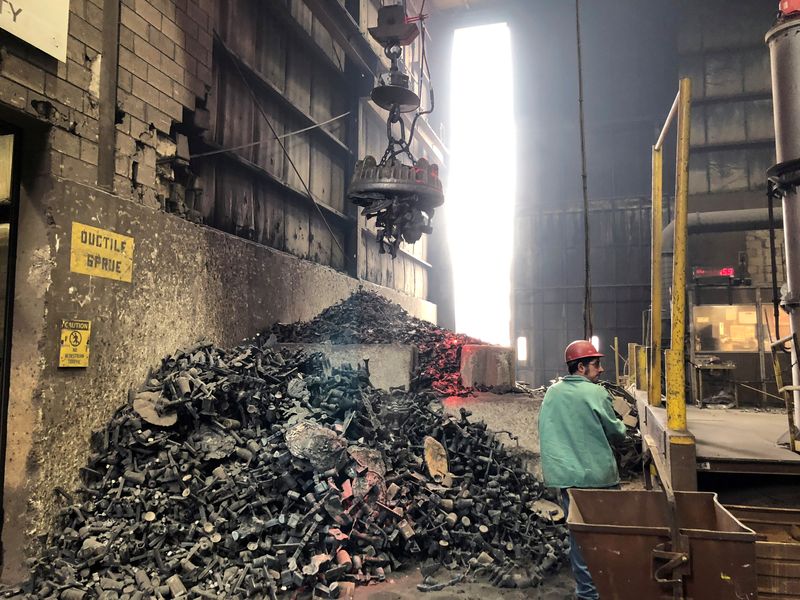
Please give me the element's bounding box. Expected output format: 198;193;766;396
652;541;690;585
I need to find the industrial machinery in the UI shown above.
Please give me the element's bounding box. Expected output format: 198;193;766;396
347;2;444;258
767;3;800;454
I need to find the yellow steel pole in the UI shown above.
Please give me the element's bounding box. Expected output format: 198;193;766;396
649;146;663;406
614;336;620;386
667;77;692;432
636;345;649;392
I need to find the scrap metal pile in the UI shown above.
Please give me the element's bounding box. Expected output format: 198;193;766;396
269;290;483;397
600;382;643;480
12;339;567;599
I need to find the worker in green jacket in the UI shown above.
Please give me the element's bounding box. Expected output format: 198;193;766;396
538;339;627;600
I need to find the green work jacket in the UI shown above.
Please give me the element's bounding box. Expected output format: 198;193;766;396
538;375;627;489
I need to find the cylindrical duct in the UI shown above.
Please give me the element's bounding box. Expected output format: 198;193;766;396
768;18;800;435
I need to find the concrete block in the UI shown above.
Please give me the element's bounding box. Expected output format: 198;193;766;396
442;392;541;473
459;345;515;388
278;343;417;391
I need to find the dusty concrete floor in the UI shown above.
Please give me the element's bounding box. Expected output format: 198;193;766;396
352;566;575;600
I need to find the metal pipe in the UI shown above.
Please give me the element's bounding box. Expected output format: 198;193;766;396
655;90;681;151
667;77;691;432
767;18;800;434
650;146;664;406
662;208;783;247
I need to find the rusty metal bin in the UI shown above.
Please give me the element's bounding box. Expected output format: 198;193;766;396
567;489;758;599
728;505;800;598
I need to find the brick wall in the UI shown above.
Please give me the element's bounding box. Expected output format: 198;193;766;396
0;0;213;208
116;0;213;207
746;229;786;287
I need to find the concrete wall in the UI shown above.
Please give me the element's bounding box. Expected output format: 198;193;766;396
1;176;435;582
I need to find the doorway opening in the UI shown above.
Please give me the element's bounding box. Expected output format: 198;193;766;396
0;123;20;541
447;22;516;345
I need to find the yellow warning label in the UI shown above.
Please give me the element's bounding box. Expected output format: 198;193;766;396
59;319;91;368
70;222;134;283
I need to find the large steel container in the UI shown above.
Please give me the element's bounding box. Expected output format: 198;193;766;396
767;18;800;432
728;504;800;598
567;489;758;599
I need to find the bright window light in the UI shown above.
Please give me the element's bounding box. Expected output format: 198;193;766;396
448;23;516;346
516;336;528;362
591;335;600;351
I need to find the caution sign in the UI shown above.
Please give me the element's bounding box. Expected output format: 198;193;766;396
59;319;91;368
70;222;134;283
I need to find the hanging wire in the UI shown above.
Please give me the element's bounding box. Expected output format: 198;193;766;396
189;112;351;160
214;32;345;259
767;180;788;351
575;0;593;339
407;0;434;151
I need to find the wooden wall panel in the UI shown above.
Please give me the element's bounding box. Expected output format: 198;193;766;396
312;16;345;70
254;98;285;180
285;200;310;259
311;64;333;124
217;70;255;163
310;142;332;207
381;252;394;290
309;212;332;266
258;186;286;251
358;224;369;279
194;161;216;223
257;9;287;91
330;154;345;213
283;116;311;192
405;258;415;296
394;255;406;292
291;0;314;36
331;229;346;271
225;1;258;64
214;168;236;234
232;174;256;239
286;41;312;115
415;264;427;299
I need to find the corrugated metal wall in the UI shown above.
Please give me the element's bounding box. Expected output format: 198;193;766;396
515;198;655;384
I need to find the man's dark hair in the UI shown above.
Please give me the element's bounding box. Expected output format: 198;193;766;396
568;357;596;375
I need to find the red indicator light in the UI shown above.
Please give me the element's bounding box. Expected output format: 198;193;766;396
719;267;734;277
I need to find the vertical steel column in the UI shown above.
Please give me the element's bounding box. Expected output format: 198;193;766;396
667;78;691;432
636;345;649;392
767;20;800;436
649;146;663;406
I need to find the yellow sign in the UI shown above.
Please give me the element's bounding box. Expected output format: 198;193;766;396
70;222;134;283
0;1;70;62
59;319;91;368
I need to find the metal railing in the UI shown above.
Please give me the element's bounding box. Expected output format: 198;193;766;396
649;78;692;434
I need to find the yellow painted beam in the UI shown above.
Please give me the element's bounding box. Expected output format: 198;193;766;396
667;78;691;431
666;348;687;430
636;345;648;391
649;146;663;406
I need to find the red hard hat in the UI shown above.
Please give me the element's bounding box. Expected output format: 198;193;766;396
781;0;800;16
565;340;604;363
